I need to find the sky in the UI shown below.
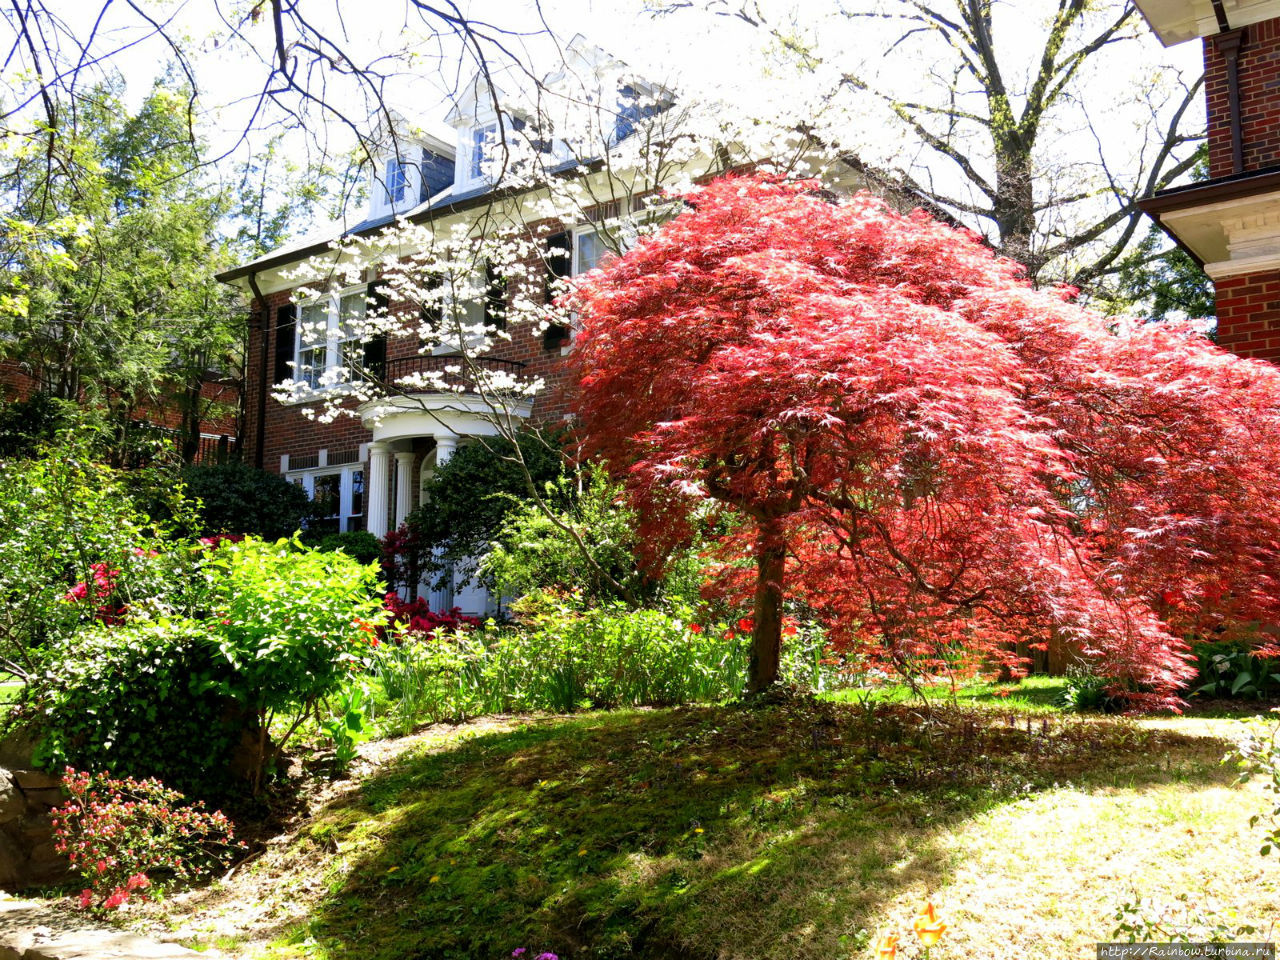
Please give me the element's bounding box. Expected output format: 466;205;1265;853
16;0;1207;265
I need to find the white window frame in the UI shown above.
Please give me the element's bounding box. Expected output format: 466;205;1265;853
290;464;367;534
572;225;615;276
430;267;492;356
370;152;421;218
457;121;499;189
293;285;368;391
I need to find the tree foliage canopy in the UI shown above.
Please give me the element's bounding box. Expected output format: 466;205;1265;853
572;176;1280;707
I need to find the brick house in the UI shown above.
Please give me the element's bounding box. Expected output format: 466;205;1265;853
1138;1;1280;359
217;42;872;614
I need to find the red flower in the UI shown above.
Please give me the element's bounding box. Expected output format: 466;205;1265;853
738;618;753;632
688;623;703;634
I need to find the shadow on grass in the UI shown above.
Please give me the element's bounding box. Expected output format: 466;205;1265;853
288;699;1235;960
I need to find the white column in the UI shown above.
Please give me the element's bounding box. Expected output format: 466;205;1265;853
366;441;391;538
394;452;415;528
429;434;459;610
434;434;458;466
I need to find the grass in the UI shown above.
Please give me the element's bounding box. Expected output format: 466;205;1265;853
824;675;1070;714
143;692;1280;960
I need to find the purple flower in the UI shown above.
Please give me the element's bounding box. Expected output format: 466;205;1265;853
511;951;526;958
535;954;559;960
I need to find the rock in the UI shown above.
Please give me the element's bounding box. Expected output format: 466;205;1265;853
12;772;59;793
0;775;24;826
0;897;225;959
15;791;61;814
0;833;25;889
21;840;69;887
0;732;36;772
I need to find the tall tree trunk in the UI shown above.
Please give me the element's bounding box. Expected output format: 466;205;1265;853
747;522;786;694
993;143;1037;277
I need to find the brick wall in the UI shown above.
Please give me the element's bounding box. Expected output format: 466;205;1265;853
1205;16;1280;178
0;357;239;441
1213;269;1280;361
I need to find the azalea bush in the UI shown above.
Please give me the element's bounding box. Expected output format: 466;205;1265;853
382;593;483;639
51;767;244;913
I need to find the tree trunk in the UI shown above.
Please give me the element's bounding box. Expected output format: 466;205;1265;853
993;143;1037;278
747;523;786;695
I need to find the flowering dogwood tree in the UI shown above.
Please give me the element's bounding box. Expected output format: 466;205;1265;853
273;53;865;599
570;175;1280;706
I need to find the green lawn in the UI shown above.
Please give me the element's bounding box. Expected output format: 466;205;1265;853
144;692;1279;960
824;675;1070;714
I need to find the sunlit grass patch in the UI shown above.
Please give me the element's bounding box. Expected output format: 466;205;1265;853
241;698;1242;960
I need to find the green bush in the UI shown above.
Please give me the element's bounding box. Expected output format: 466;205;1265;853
1059;664;1125;713
306;529;384;567
370;594;841;733
0;393;78;460
1190;640;1280;699
482;468;705;607
14;536;386;797
0;442;181;679
181;462;313;540
204;536;385;786
405;430;565;589
17;617;241;798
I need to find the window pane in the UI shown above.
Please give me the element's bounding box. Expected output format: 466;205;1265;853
339;291;366;381
297;346;323;387
348;470;365;530
339;291;366;330
310;473;341;534
576;230;610;273
470;124;496;180
386;158;406;204
300;302;328;347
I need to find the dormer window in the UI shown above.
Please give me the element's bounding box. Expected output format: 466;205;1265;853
385;157;408;205
469;123;498;182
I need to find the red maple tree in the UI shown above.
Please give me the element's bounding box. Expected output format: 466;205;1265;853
569;175;1280;707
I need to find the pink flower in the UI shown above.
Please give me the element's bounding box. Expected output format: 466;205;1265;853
78;889;93;909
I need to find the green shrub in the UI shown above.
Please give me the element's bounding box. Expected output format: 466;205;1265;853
482;469;705;607
0;442;180;679
1232;713;1280;856
204;536;385;787
370;594;841;733
15;536;386;797
306;529;384;567
405;430;565;589
0;393;78;460
1190;640;1280;699
181;462;312;539
1059;664;1124;713
16;617;242;798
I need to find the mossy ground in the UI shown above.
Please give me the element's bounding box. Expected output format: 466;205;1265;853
137;688;1278;960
